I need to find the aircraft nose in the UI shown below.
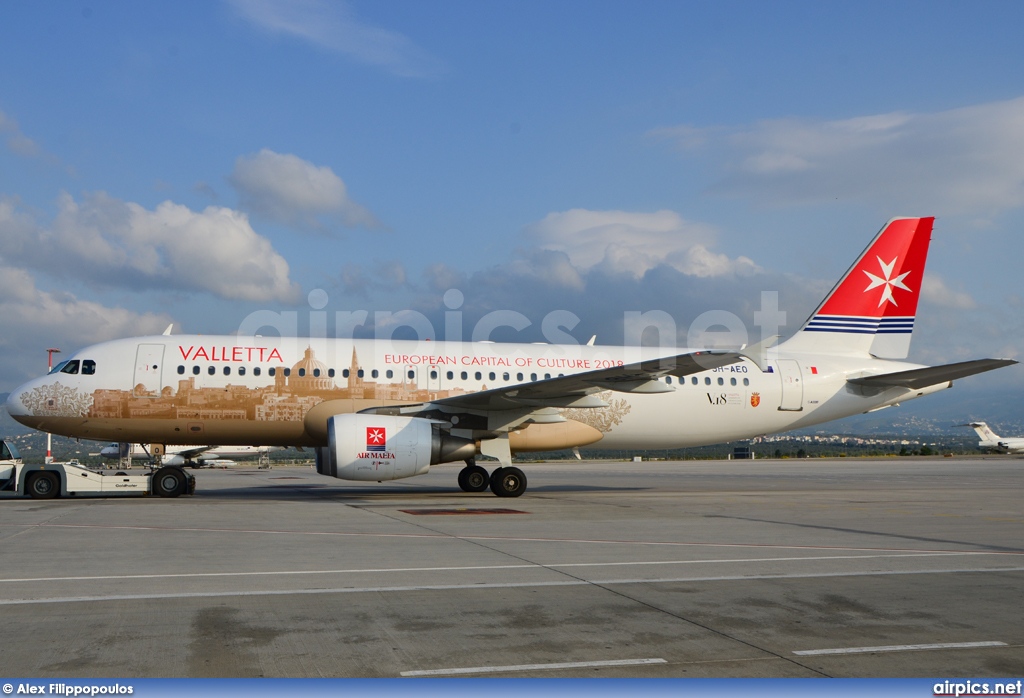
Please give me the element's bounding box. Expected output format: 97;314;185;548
5;385;28;420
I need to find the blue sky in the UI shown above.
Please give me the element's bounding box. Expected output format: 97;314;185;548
0;0;1022;398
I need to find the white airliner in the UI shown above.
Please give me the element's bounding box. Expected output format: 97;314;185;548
5;218;1017;496
965;422;1024;454
98;443;281;467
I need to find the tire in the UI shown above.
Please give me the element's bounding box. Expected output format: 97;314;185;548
458;464;490;492
27;472;59;499
490;466;527;498
152;466;186;498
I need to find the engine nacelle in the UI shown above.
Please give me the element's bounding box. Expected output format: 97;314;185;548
319;414;475;482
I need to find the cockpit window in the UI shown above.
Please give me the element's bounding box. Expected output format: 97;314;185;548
81;360;96;375
49;360;69;375
60;360;80;375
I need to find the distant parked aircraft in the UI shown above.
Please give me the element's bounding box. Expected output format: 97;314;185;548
964;423;1024;454
99;443;281;468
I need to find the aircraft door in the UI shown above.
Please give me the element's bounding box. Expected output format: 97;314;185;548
777;359;804;411
133;344;165;397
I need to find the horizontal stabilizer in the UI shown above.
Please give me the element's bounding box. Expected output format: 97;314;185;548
847;358;1018;390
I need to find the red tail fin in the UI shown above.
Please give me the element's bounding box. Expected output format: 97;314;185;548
781;217;934;358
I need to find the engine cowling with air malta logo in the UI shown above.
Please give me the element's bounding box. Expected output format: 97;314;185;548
802;217;933;359
359;426;395;461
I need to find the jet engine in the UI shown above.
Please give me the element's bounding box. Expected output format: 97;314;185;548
316;413;475;482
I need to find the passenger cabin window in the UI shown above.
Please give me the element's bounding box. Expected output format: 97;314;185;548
475;372;482;380
386;369;393;379
192;366;200;375
431;370;438;380
238;366;246;376
730;377;737;386
461;371;468;380
531;373;537;381
407;370;415;380
357;369;364;378
327;368;334;378
517;373;523;381
743;378;749;386
223;366;231;376
60;360;80;375
489;372;496;381
717;377;724;385
342;369;349;378
298;368;306;377
446;371;454;380
704;377;711;385
253;367;261;377
269;367;276;377
81;360;96;375
666;376;672;384
177;365;185;375
312;368;320;377
691;377;698;385
371;369;378;379
208;366;216;375
284;368;291;377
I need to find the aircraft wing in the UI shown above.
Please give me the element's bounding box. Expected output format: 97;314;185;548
364;350;744;415
847;358;1018;390
174;446;215;460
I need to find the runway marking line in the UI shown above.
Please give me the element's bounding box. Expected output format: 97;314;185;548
400;658;667;676
398;508;528;515
0;551;1001;584
794;641;1007;656
14;522;1024;557
2;567;1024;606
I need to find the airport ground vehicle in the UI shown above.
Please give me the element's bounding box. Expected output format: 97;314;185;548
0;439;195;499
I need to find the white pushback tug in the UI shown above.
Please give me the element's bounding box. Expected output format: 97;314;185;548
0;438;195;499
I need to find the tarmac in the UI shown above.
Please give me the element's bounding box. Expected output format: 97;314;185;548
0;456;1022;678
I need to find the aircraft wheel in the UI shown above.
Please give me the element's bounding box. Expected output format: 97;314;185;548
490;466;527;498
26;472;59;499
152;466;187;498
458;464;490;492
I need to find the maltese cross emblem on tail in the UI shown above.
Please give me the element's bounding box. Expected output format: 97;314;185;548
864;256;913;307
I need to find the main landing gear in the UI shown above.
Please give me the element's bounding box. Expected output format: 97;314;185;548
457;459;527;498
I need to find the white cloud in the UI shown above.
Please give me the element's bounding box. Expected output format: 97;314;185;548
658;97;1024;215
0;107;61;166
0;263;174;389
229;149;380;232
0;192;301;303
921;275;976;310
227;0;445;78
338;259;408;296
524;208;760;279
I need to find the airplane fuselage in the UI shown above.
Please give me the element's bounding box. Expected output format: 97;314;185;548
6;335;945;452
